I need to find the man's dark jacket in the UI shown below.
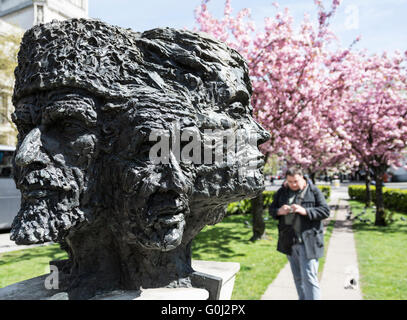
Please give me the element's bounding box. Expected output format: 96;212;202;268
269;178;330;259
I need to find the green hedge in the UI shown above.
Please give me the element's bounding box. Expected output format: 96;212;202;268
226;191;276;215
348;185;407;214
318;186;331;200
226;186;331;215
348;185;373;202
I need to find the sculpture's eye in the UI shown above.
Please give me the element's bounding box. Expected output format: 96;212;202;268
138;139;160;159
16;123;34;138
229;90;250;106
12;110;35;138
60;121;83;135
228;102;247;118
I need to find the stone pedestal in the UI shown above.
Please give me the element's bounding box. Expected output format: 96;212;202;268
0;260;239;300
192;260;240;300
92;288;209;300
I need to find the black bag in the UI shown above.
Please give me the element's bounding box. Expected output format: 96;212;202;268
302;228;324;259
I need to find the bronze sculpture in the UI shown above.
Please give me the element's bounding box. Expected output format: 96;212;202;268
11;19;270;299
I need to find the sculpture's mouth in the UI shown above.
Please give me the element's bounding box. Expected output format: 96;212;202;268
22;188;57;200
18;179;68;202
129;211;187;251
127;191;189;251
18;180;73;203
17;167;75;200
145;191;188;226
146;205;187;235
244;155;265;169
154;213;185;227
11;168;84;244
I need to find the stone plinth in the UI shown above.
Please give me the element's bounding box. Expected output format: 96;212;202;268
0;274;209;300
92;288;209;300
192;260;240;300
0;260;239;300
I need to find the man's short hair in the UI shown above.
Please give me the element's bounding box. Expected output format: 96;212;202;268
285;167;303;177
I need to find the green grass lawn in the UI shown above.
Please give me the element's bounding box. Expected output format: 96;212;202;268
349;200;407;300
0;214;288;299
0;244;67;288
191;214;287;300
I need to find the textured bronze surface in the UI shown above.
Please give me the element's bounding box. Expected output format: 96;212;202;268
11;19;270;299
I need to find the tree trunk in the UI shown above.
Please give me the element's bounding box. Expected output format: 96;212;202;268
250;192;266;241
373;167;387;226
310;172;316;185
365;171;371;208
250;152;270;242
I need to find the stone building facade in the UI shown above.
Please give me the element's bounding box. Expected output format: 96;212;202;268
0;0;88;29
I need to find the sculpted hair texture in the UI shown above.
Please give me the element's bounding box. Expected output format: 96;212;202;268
14;18;252;108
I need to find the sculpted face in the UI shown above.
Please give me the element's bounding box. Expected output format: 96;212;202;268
111;110;193;251
11;90;99;244
11;89;269;249
107;88;269;251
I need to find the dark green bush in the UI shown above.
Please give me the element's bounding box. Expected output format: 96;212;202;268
348;185;375;202
317;186;331;200
226;191;276;215
263;191;275;206
226;198;252;215
348;185;407;214
225;186;330;216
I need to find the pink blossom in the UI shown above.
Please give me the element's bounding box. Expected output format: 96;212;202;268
193;0;407;179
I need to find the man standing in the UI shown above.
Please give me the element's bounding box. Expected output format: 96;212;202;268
269;167;330;300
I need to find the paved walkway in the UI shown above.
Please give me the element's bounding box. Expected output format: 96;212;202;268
0;233;52;254
261;194;363;300
319;199;362;300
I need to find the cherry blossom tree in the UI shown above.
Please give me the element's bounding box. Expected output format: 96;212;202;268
194;0;354;166
280;115;356;183
193;0;357;239
325;50;407;225
0;30;22;145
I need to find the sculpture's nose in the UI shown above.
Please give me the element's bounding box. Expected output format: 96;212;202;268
158;152;191;195
255;121;271;146
15;127;50;168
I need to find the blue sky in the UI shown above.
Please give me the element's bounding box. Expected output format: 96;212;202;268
88;0;407;54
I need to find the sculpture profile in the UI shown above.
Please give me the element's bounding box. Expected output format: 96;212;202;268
11;18;270;299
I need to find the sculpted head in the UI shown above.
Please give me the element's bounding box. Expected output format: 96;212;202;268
11;19;269;296
11;88;98;243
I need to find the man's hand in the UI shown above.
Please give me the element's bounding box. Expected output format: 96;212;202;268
291;204;307;216
277;205;291;216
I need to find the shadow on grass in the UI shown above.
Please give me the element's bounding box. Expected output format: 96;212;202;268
0;244;66;266
192;214;277;260
349;200;407;234
353;221;407;234
192;222;248;260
